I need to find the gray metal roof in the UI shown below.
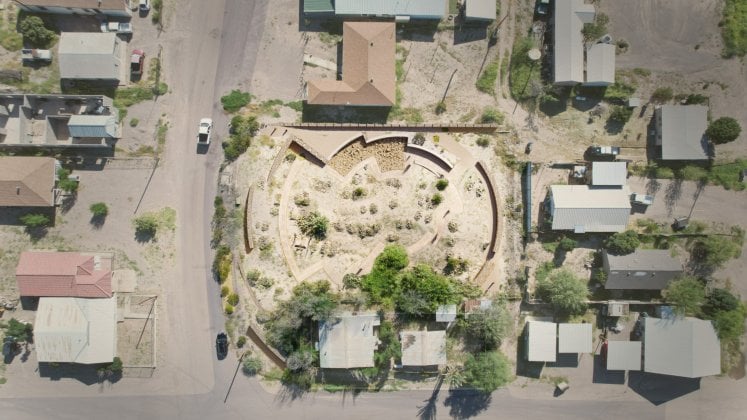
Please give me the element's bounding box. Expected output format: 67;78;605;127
334;0;447;18
526;321;556;362
553;0;595;84
67;115;119;138
644;317;720;378
318;312;380;368
591;162;627;186
59;32;121;80
585;43;616;85
400;330;447;366
606;341;641;371
549;185;631;232
604;249;683;290
34;296;117;364
657;105;709;160
303;0;334;13
558;323;592;353
605;249;682;272
465;0;495;20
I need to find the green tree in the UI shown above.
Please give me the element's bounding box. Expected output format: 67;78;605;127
133;214;159;237
537;269;588;315
242;355;263;376
297;211;329;240
465;301;511;350
221;90;251;112
608;105;633;123
691;235;742;269
706;117;741;144
651;87;674;104
19;16;56;48
108;357;123;373
342;273;362;289
227;293;239;306
712;306;746;341
663;276;705;316
397;264;459;314
435;179;449;191
89;202;109;217
463;351;512;394
57;168;78;193
19;213;50;228
604;230;640;255
374;321;401;368
705;288;740;315
558;237;577;252
374;244;409;271
4;318;33;342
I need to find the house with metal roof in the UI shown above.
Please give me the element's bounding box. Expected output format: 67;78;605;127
318;312;380;368
655;105;710;161
332;0;446;19
59;33;123;82
399;330;447;367
306;22;396;106
603;249;683;290
553;0;614;86
643;317;720;378
606;340;641;371
547;185;631;233
0;157;57;207
590;161;627;186
525;321;556;362
16;251;113;298
0;94;119;149
34;296;117;364
465;0;496;21
558;323;592;354
14;0;131;17
303;0;335;14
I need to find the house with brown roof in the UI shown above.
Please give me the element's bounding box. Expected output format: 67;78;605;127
16;251;113;298
0;156;57;207
14;0;131;18
306;22;395;107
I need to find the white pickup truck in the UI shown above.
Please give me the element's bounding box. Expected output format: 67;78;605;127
21;49;52;63
100;21;133;34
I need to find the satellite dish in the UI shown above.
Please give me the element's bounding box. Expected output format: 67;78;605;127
528;49;541;61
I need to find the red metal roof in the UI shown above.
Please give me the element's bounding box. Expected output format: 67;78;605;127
16;251;112;298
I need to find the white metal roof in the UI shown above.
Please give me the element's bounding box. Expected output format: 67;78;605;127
318;312;380;368
67;115;119;138
526;321;557;362
658;105;709;161
436;304;457;322
591;162;627;186
558;323;592;353
400;330;447;366
553;0;595;84
550;185;631;232
585;43;616;86
607;341;641;371
34;296;117;364
643;317;721;378
59;32;121;80
334;0;447;18
465;0;495;20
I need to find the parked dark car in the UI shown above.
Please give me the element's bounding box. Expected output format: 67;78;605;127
216;332;228;358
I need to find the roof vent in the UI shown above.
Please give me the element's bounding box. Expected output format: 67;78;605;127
16;186;20;195
370;42;374;47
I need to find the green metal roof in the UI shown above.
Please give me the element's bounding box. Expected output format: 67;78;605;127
304;0;334;13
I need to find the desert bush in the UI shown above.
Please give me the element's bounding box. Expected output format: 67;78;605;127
297;211;329;240
89;202;108;217
221;89;251;112
431;193;443;206
236;336;247;348
133;214;159;237
220;286;229;297
225;304;235;315
242;355;263;375
436;179;449;190
480;107;504;124
19;213;50;228
651;87;674;103
227;293;239;306
707;117;741;144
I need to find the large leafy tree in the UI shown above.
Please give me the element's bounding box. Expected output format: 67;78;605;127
663;276;705;316
706;117;741;144
465;301;511;350
691;235;742;269
463;351;512;394
537;269;588;315
604;230;640;255
19;16;56;48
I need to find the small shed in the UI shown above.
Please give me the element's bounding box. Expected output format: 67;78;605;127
606;341;641;371
526;321;557;362
558;323;592;354
465;0;496;21
67;115;119;138
399;330;447;367
591;161;627;186
436;304;457;323
607;301;629;317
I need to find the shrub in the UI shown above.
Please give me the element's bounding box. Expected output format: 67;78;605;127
476;59;499;94
236;336;247;348
663;276;705;316
444;256;469;275
227;293;239;306
480;107;504;124
19;213;50;228
431;193;443;206
221;90;251;112
225;304;235;315
57;168;78;193
604;230;640;255
684;94;709;105
297;211;329;240
133;214;159;237
465;301;511;350
246;269;261;285
435;101;447;114
374;244;409;271
706;117;741;144
581;13;609;41
558;237;577;252
108;357;123;373
464;351;512;394
536;269;588;315
476;136;490;147
19;16;56;48
706;288;740;315
651;87;674;103
691;235;742;269
608;105;633;123
351;187;367;200
129;118;139;127
89;202;109;217
4;318;33;342
242;355;263;375
342;273;362;289
220;286;229;297
436;179;449;190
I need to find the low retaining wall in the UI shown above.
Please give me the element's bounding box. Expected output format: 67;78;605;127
281;122;499;133
475;160;500;258
243;187;254;254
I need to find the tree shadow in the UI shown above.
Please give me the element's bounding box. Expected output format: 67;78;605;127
134;229;156;243
59;193;77;214
664;177;683;217
25;226;49;242
417;374;443;420
604;118;625;134
443;388;491;420
90;214;106;229
274;383;309;406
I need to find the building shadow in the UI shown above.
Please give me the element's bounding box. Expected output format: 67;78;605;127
443;388;491;420
592;354;625;384
453;21;489;45
546;353;579;368
301;103;390;123
628;371;700;405
38;362;121;385
397;21;439;43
